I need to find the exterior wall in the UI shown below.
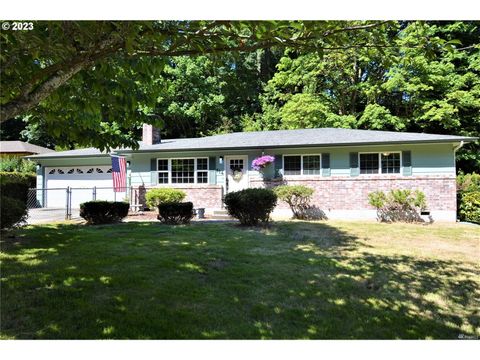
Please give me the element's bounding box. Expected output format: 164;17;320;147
250;174;457;222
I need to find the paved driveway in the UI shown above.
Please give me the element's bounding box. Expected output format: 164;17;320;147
27;208;80;224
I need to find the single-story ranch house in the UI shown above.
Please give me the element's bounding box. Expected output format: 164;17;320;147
28;125;477;222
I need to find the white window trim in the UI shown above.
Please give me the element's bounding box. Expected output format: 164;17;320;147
282;154;322;176
358;151;402;175
156;157;209;184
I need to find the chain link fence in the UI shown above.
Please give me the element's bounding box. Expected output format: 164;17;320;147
26;187;132;224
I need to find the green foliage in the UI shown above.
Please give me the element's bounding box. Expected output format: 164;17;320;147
145;188;186;209
459;191;480;223
368;189;427;223
273;185;315;219
0;157;36;173
457;172;480;193
157;202;194;225
224;188;277;226
79;201;130;225
0;172;36;203
0;196;28;229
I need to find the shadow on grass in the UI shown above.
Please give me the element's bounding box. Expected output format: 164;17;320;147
0;221;478;339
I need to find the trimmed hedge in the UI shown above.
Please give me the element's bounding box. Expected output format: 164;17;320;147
157;202;194;225
146;188;186;209
1;196;28;229
0;172;36;203
224;188;277;226
79;201;130;225
459;191;480;224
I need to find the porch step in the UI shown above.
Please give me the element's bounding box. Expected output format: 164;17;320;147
213;210;229;216
209;209;233;220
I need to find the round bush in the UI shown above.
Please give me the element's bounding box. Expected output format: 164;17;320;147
145;188;186;209
157;202;194;225
1;195;28;229
79;201;130;225
224;188;277;226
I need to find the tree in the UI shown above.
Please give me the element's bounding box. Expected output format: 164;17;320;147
1;20;394;149
253;21;480;172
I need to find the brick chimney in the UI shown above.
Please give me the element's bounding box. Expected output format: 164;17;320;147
142;124;161;145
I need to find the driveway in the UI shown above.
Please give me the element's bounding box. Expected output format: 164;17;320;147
27;208;80;224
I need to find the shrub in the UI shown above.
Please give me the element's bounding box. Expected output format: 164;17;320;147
459;191;480;223
224;188;277;226
79;201;130;225
0;157;36;173
1;196;28;229
273;185;315;219
457;172;480;193
157;202;194;225
0;172;36;203
145;188;186;209
368;189;427;223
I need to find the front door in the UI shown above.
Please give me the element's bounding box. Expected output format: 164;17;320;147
225;156;249;193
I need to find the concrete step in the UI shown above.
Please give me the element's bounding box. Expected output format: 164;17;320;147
212;210;230;216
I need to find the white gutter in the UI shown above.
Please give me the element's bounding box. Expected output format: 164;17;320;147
453;141;464;153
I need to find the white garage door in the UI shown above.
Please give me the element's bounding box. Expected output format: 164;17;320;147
45;165;126;208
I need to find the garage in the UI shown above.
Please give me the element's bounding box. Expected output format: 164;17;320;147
44;165;126;208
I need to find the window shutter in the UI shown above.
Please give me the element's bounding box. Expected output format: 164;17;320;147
321;153;331;176
150;158;158;185
274;154;283;177
208;156;217;184
350;152;359;176
402;151;412;176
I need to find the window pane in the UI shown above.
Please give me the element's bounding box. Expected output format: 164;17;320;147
303;155;320;175
157;159;168;171
381;153;400;174
284;156;301;175
158;172;168;184
197;158;208;170
360;153;379;174
171;159;195;183
197;171;208;183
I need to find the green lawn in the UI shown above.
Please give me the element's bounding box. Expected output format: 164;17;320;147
1;220;479;339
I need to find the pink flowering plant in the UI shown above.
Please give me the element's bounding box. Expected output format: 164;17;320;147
252;155;275;171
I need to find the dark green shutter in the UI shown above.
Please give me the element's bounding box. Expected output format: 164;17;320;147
402;151;412;176
208;156;217;184
321;153;331;176
150;158;158;185
350;152;359;176
274;154;283;177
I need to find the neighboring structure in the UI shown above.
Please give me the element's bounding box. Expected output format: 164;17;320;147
0;141;54;158
27;126;477;221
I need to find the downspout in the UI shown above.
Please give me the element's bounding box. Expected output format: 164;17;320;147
453;141;464;153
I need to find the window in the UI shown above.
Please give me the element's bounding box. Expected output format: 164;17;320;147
157;159;169;184
360;152;401;174
157;158;209;184
196;158;208;183
360;153;379;174
381;153;400;174
283;155;321;175
284;156;301;175
303;155;321;175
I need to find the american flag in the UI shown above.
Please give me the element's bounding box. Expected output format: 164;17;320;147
111;156;127;192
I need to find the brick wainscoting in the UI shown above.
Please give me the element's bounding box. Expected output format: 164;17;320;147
250;175;457;222
132;184;224;213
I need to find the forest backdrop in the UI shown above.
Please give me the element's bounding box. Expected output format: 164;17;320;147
1;21;478;172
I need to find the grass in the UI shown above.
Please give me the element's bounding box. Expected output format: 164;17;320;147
1;220;479;339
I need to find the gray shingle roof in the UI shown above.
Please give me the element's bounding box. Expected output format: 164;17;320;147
0;141;54;154
27;128;477;159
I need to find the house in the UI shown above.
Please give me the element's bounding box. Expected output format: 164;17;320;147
0;141;54;158
27;125;477;221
